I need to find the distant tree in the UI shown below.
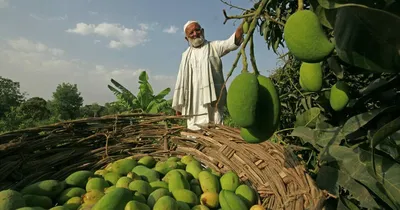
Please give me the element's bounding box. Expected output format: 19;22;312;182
0;76;26;118
51;83;84;120
80;103;105;118
18;97;51;121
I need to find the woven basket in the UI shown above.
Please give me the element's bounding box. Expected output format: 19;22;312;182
0;113;327;210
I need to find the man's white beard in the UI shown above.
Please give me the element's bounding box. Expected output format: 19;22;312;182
188;35;205;48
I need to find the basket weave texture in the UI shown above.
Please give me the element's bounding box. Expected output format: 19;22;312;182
0;114;327;210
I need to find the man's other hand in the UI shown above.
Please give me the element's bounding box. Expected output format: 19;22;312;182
176;111;182;116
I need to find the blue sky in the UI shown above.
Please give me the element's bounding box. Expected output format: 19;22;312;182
0;0;285;105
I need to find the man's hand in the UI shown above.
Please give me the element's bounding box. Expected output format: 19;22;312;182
234;22;244;46
176;111;182;116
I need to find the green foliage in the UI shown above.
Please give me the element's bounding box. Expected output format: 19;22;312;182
0;76;26;118
107;70;174;115
51;83;84;120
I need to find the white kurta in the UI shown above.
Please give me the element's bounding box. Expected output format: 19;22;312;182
172;32;240;130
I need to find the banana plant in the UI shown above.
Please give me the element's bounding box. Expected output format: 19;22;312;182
107;70;173;114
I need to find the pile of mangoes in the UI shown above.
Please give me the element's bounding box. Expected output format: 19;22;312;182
0;155;266;210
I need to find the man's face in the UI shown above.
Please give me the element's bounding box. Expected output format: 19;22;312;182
185;23;205;48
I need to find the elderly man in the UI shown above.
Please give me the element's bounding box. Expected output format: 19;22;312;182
172;20;244;131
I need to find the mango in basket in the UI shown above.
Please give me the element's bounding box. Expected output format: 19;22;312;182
63;196;81;210
180;155;196;165
115;177;133;189
102;172;121;185
220;171;240;192
167;170;191;192
149;180;169;191
200;191;219;208
171;188;199;207
110;159;137;176
198;171;220;193
132;191;146;203
65;171;94;188
85;177;109;192
138;155;157;168
82;190;104;204
163;169;192;183
22;194;53;209
49;206;69;210
186;160;203;179
192;204;210;210
250;204;266;210
124;200;151;210
57;187;86;204
219;190;247;210
147;188;171;208
0;189;26;210
153;195;178;210
167;156;181;162
235;184;257;208
126;171;142;180
15;207;46;210
91;187;132;210
154;160;178;175
176;201;191;210
128;180;153;197
131;165;160;182
104;185;115;194
20;180;65;199
93;169;107;176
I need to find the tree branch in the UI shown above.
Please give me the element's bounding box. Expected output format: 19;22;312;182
223;10;255;24
220;0;247;11
249;36;259;75
263;13;285;26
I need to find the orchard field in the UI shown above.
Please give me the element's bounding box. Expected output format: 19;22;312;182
0;0;399;209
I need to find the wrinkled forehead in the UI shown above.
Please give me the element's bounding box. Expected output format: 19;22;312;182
185;23;201;35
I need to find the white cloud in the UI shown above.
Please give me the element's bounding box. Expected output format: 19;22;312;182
0;38;176;104
163;25;179;34
66;22;153;49
29;13;68;21
88;11;98;15
0;0;9;8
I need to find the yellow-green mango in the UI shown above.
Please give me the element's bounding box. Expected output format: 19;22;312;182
227;72;259;127
57;187;86;204
21;180;65;198
102;172;121;185
163;169;192;183
92;187;132;210
240;75;281;143
167;156;180;162
104;186;116;194
168;170;190;192
220;171;240;191
131;165;160;182
147;188;171;208
65;171;94;188
115;177;133;189
150;181;169;191
132;192;147;203
250;204;266;210
82;190;104;205
330;81;350;111
172;189;199;207
128;180;153;198
94;170;108;176
126;172;142;181
63;196;81;210
192;205;210;210
299;62;323;92
23;194;52;209
177;201;191;210
198;171;220;193
284;10;334;63
154;161;178;175
110;159;137;176
200;192;219;208
49;206;69;210
235;184;257;208
0;189;26;210
185;161;202;179
153;196;178;210
85;177;109;192
180;155;196;165
219;190;247;210
138;156;157;168
15;207;45;210
124;200;151;210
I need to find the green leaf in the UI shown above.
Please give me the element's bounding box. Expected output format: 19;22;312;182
290;126;343;150
314;5;337;29
321;146;399;209
340;106;396;137
317;165;380;209
339;195;361;210
358;78;389;96
334;6;400;73
327;56;344;79
317;0;376;9
154;88;171;100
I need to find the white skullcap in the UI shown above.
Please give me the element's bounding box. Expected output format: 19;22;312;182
183;20;199;32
